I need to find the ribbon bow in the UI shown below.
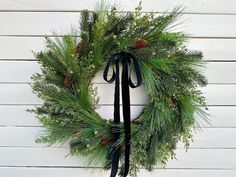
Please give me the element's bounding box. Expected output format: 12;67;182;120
103;51;142;177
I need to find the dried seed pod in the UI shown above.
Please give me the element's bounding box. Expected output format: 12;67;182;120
100;137;112;145
133;39;148;49
64;76;73;87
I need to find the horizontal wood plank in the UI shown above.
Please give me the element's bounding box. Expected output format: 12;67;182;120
0;0;236;14
0;147;235;169
0;127;235;148
0;84;42;105
0;61;40;83
0;13;235;37
1;105;235;128
0;106;39;126
201;85;236;106
1;37;236;60
0;61;235;84
1;167;236;177
187;38;236;61
0;84;235;105
206;106;236;128
203;62;236;84
0;37;45;60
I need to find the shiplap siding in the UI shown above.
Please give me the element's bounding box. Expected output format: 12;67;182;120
0;1;236;177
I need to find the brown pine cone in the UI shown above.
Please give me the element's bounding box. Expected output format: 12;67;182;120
100;137;112;145
171;96;177;108
133;39;148;49
64;76;73;87
75;41;83;56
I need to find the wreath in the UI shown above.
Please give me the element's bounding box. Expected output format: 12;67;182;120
30;2;208;177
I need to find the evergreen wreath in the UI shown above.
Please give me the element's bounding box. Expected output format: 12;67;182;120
30;2;208;177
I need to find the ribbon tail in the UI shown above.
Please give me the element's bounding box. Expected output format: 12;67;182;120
122;59;131;177
104;52;142;177
110;60;121;177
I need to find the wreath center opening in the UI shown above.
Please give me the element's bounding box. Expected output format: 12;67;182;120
91;70;149;122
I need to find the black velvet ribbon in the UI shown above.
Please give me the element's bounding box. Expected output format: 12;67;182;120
103;51;142;177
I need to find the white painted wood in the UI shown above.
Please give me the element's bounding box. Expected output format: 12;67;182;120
0;127;235;148
204;62;236;83
0;127;43;147
0;84;42;105
0;12;80;36
0;147;84;166
0;1;235;176
0;61;236;84
0;167;110;177
0;61;40;83
0;106;39;126
1;37;236;60
0;84;235;105
0;37;45;59
186;14;236;37
188;39;236;60
189;128;236;148
207;106;236;127
202;85;236;106
1;168;236;177
1;105;236;128
0;13;235;37
0;147;235;169
0;0;236;14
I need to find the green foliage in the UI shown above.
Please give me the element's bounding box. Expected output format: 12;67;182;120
30;2;208;177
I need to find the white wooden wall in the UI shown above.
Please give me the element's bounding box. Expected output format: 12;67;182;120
0;0;236;177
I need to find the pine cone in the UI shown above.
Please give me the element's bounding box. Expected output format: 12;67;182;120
100;137;112;145
171;96;177;108
75;41;83;56
64;76;73;87
133;39;148;49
